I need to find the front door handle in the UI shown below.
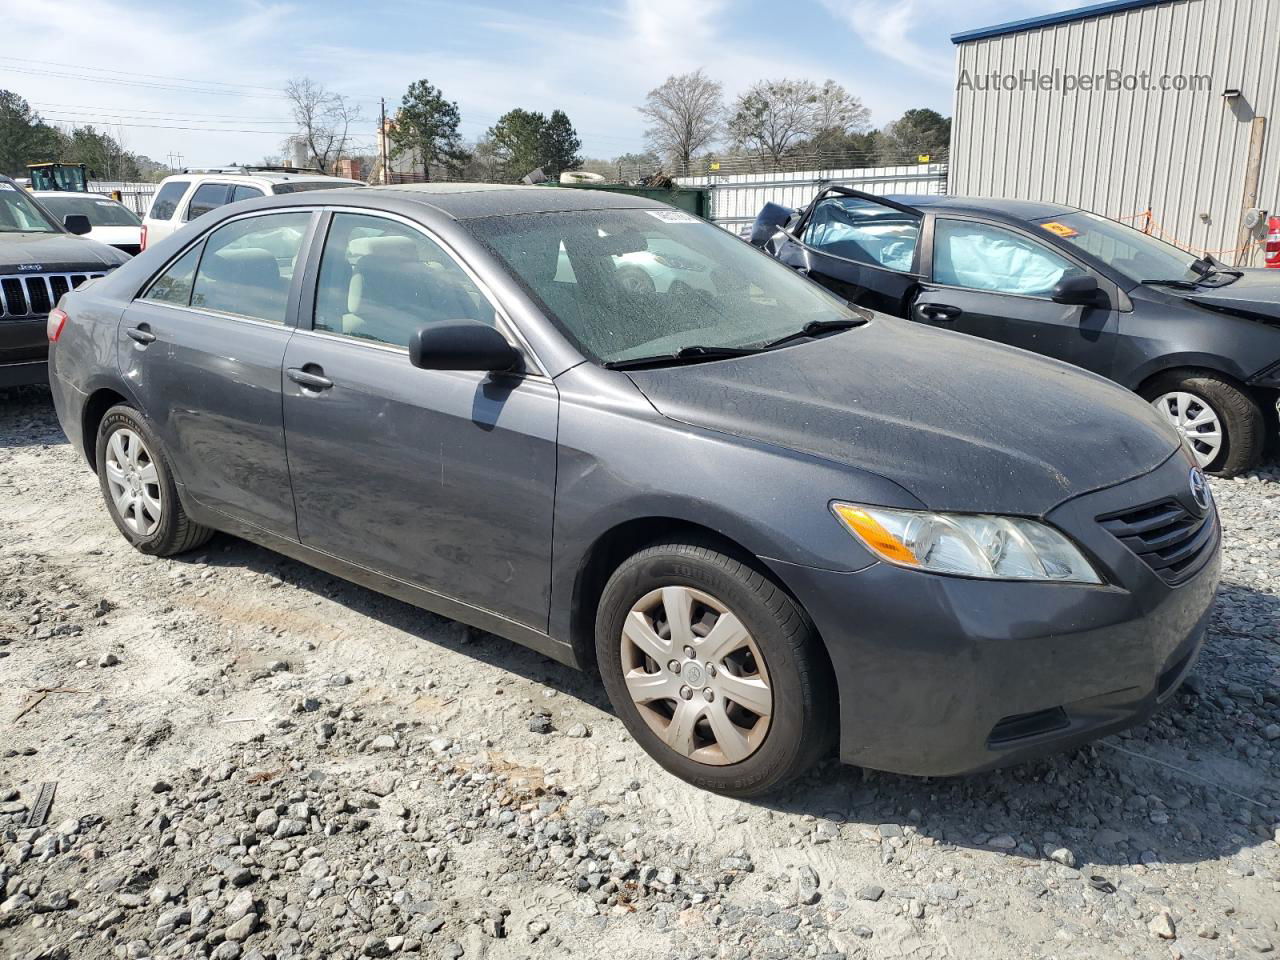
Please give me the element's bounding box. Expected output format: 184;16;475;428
287;366;334;391
919;304;962;322
126;324;156;344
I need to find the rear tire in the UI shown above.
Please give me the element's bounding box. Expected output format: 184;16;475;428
95;405;214;556
1141;371;1265;477
595;542;834;797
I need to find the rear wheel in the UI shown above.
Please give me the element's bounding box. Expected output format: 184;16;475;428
1142;372;1265;477
595;542;834;797
96;405;214;556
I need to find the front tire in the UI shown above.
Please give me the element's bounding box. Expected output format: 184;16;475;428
1142;372;1265;477
595;542;834;797
96;405;214;556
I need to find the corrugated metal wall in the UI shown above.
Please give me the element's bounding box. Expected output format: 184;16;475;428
950;0;1280;265
675;163;948;232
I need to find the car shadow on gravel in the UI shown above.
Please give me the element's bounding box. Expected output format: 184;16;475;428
173;532;617;710
0;385;69;449
177;531;1279;877
752;579;1280;872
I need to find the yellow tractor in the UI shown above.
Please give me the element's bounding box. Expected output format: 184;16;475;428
26;162;90;192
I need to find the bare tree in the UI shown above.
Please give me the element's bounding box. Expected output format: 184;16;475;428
811;80;870;136
638;70;724;173
728;79;822;164
284;77;361;173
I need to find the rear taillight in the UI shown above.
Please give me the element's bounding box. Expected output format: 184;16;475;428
47;307;68;342
140;223;148;251
1266;216;1280;268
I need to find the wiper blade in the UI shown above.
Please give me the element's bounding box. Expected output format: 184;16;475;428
603;344;763;370
1140;278;1200;290
760;316;868;350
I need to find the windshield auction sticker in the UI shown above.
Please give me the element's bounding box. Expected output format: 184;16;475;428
1040;221;1080;238
647;210;700;224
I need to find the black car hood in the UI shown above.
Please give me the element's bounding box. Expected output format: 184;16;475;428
0;231;126;271
626;317;1179;515
1184;269;1280;320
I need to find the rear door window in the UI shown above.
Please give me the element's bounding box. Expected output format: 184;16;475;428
142;243;203;305
804;195;921;272
185;183;232;222
189;212;312;324
148;181;189;222
231;185;265;203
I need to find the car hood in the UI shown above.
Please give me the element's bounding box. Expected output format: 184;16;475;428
0;231;128;270
625;317;1180;515
1184;269;1280;320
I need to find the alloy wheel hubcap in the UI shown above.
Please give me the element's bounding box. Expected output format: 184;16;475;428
1152;391;1223;467
620;586;772;766
104;428;163;536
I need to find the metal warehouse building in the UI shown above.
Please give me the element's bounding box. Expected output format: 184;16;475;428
949;0;1279;266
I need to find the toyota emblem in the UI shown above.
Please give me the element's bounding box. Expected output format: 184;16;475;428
1188;467;1211;513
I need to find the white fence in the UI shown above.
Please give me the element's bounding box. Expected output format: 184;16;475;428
677;162;948;232
88;181;159;215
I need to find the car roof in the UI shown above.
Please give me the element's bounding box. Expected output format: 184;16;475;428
364;182;669;220
883;194;1079;221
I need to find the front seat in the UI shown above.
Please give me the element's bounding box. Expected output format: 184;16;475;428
344;236;482;346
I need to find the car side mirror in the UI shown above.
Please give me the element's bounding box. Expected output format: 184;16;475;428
63;214;92;236
749;202;796;247
409;320;520;372
1051;274;1101;306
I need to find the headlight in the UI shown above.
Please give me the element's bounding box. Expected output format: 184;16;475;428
831;502;1102;584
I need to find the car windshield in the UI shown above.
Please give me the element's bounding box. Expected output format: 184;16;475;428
468;208;861;364
0;183;59;233
1039;211;1202;283
37;195;141;227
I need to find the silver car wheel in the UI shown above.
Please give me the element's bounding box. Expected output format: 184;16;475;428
620;586;773;766
104;427;163;537
1151;391;1223;467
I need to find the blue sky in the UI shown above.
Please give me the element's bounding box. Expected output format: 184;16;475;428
0;0;1077;167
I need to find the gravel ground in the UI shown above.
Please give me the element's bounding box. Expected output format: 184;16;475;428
1;384;1278;960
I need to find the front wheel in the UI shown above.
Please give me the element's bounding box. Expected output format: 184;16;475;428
95;405;214;556
595;542;834;797
1142;372;1265;477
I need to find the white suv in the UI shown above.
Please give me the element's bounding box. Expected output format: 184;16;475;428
141;169;363;250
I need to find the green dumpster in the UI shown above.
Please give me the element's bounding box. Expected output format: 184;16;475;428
553;182;711;220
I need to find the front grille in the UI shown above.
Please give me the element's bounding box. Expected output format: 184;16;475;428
0;272;104;320
1099;499;1216;585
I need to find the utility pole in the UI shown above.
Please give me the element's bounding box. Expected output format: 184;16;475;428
379;98;389;185
167;151;184;170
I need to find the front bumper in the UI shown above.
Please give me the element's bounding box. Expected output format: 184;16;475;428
768;451;1220;777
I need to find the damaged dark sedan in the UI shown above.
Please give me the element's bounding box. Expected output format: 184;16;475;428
752;190;1280;476
50;184;1219;796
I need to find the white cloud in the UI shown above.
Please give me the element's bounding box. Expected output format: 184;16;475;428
817;0;1079;82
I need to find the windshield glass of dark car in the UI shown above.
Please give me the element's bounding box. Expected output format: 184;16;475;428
469;209;860;364
0;183;59;233
38;195;142;227
1041;211;1201;284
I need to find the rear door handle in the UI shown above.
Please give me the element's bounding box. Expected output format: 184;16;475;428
126;324;156;344
919;304;962;322
287;366;334;391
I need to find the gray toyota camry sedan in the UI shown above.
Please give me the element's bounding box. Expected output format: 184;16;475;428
48;184;1220;796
